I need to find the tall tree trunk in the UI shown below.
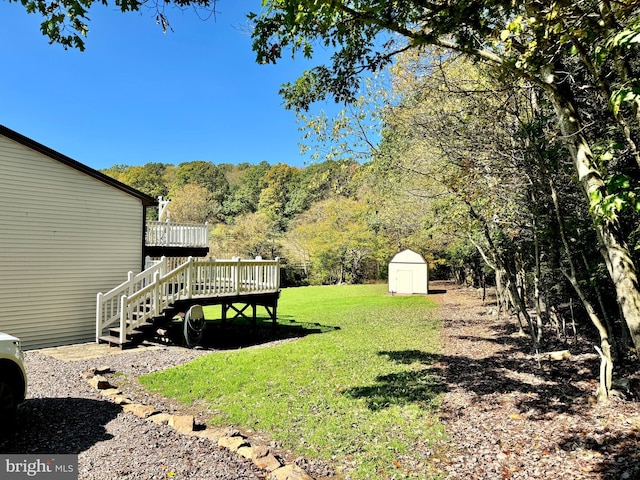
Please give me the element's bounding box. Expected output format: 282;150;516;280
546;76;640;353
468;211;539;351
550;178;613;401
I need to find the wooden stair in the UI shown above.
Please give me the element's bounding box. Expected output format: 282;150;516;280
98;321;156;349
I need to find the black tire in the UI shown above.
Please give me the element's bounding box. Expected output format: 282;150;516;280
0;380;17;434
184;306;205;348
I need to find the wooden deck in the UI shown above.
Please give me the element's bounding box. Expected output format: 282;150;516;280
145;220;208;248
96;256;280;347
144;220;210;260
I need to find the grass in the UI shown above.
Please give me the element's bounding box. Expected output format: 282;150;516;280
140;284;446;478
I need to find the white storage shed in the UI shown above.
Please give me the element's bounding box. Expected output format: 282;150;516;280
388;249;429;295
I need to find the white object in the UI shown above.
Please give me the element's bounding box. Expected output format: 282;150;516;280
388;249;429;295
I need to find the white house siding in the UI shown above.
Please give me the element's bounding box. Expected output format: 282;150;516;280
0;135;144;349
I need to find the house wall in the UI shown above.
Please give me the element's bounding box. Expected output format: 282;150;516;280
0;135;144;349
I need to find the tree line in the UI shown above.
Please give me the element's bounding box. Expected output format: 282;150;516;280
101;158;432;286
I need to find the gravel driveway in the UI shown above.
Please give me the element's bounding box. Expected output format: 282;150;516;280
0;345;268;479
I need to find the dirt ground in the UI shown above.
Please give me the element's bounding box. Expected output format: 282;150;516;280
429;280;640;480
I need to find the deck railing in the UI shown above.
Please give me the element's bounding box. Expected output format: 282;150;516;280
96;256;280;344
145;220;208;248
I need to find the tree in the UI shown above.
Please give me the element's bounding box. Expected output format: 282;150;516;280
105;162;170;198
257;163;300;230
167;183;216;223
10;0;218;50
209;212;282;259
287;197;379;284
222;161;272;218
173;160;229;207
251;0;640;356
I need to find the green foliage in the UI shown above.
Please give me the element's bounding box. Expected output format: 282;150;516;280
167;183;217;223
140;284;445;479
249;0;520;110
257;163;300;230
609;86;640;116
605;21;640;50
222;162;271;218
103;157;400;284
10;0;216;50
173;160;230;205
590;174;640;223
102;162;170;198
209;212;282;259
287;197;380;284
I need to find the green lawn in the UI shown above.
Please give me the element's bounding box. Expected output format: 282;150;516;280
140;284;446;478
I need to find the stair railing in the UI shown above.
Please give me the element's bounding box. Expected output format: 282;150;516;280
98;257;280;344
95;256;168;341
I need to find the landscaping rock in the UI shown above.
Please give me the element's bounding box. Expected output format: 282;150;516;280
223;427;242;437
218;435;248;451
88;375;111;390
112;395;131;405
253;452;282;472
252;445;270;458
252;444;282;470
122;403;157;418
100;388;121;397
169;415;195;434
237;446;254;459
80;368;96;379
193;427;226;443
148;413;172;425
269;464;314;480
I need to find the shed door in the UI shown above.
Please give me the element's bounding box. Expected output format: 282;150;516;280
396;270;413;294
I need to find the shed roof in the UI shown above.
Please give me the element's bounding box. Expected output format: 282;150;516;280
389;249;427;264
0;124;157;207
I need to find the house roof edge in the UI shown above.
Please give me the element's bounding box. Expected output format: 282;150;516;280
0;124;158;207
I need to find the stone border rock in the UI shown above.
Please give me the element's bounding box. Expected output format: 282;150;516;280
82;366;314;480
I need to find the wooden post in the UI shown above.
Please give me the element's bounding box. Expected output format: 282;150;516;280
96;292;103;343
186;256;194;299
160;256;167;276
119;295;128;344
235;257;242;296
126;271;134;298
153;271;161;319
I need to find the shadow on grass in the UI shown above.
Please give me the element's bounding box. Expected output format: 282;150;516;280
345;368;445;411
344;325;638;478
0;398;119;453
180;316;341;350
346;341;598;416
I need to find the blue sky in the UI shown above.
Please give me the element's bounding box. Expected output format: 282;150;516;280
0;1;339;170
